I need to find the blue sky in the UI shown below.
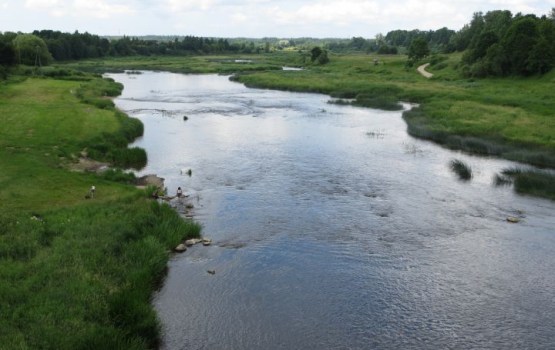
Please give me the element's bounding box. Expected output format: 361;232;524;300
1;0;554;38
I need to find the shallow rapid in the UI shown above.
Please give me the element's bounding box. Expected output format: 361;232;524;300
109;72;555;350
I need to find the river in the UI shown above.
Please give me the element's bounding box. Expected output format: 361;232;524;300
109;71;555;350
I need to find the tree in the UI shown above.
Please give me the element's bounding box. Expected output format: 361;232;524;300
502;16;539;75
407;37;430;62
12;34;52;66
0;35;16;66
310;46;329;64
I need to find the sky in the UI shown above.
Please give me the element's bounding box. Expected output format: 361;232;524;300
1;0;554;38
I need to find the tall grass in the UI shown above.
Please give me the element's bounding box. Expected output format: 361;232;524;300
495;168;555;200
0;200;201;349
0;72;202;348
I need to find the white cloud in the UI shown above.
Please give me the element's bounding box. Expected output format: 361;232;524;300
25;0;60;7
271;1;381;26
231;12;248;24
24;0;133;19
166;0;215;12
73;0;134;19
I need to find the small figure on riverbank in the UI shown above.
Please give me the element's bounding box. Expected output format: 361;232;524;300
89;185;96;199
177;186;183;198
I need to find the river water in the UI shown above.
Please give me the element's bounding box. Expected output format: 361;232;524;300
109;72;555;350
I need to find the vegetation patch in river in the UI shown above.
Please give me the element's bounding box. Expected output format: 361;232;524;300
494;168;555;200
450;159;473;181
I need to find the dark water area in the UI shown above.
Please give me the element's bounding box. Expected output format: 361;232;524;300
109;72;555;350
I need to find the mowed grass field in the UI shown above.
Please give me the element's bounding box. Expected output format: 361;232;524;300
0;75;200;349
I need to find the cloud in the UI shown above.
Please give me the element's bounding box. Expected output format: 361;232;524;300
24;0;133;19
271;1;381;26
165;0;216;12
73;0;134;19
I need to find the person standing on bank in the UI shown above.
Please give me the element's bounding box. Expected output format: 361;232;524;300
177;187;183;198
90;185;96;199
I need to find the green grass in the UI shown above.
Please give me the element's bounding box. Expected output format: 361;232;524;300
0;73;201;348
57;53;299;75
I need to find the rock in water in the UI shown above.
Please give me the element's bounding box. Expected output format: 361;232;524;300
202;238;212;246
507;216;520;223
174;244;187;252
185;238;203;246
207;270;215;275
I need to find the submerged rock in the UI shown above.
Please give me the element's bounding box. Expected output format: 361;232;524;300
507;216;521;223
207;270;215;275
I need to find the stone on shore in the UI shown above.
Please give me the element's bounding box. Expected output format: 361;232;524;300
174;244;187;252
135;174;165;189
185;238;202;246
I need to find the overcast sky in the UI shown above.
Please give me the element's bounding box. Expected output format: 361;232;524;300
1;0;554;38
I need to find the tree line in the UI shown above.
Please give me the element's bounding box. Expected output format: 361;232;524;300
1;8;554;78
453;10;555;76
0;30;270;68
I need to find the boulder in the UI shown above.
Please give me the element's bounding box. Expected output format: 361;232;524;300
507;216;520;223
185;238;202;246
174;244;187;252
202;238;212;246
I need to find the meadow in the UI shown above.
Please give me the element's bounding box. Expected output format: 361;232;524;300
0;73;201;349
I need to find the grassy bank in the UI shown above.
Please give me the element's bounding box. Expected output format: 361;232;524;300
0;73;201;348
57;53;299;74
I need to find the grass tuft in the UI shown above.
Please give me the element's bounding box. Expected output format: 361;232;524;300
450;159;473;181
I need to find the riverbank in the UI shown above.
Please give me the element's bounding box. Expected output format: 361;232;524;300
0;73;201;348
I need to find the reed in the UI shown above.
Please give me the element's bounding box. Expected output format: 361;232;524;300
450;159;473;181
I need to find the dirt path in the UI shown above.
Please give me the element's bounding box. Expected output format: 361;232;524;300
417;63;433;78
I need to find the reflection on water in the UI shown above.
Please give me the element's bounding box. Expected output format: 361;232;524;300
109;72;555;350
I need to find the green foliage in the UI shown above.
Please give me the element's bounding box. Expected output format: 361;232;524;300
310;46;329;65
407;37;430;63
99;168;137;184
12;34;53;66
0;34;16;67
458;10;555;76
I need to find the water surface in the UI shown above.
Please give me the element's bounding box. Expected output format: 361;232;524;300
109;72;555;350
